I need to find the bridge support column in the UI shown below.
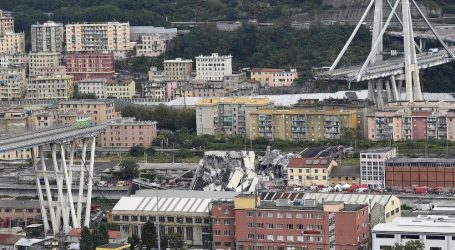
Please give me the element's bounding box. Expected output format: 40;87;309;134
376;80;384;110
31;147;50;233
84;136;96;227
385;79;392;102
391;75;399;101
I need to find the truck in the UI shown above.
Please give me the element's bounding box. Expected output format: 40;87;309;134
428;48;439;55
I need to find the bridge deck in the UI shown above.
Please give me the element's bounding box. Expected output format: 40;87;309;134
315;46;455;81
0;125;106;153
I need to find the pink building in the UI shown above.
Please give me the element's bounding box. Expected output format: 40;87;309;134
35;109;91;129
251;68;298;87
101;118;157;147
64;52;115;81
0;200;42;227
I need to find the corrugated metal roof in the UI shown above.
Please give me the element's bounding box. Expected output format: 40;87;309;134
113;190;238;213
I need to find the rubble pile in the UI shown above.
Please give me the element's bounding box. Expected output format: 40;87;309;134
257;146;296;181
191;151;258;192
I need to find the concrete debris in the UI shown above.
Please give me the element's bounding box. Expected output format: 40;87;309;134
257;146;296;181
192;150;258;192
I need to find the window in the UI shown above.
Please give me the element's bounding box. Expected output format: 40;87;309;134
401;235;419;239
287;236;294;241
248;223;254;228
297;236;304;242
213;219;220;224
195;217;202;223
186;227;193;240
224;231;231;236
247;211;253;217
429;248;442;250
224;219;231;225
277;235;284;241
248;234;255;240
286;213;292;218
214;230;221;235
307;213;313;219
297;224;304;230
256;223;264;228
121;216;129;221
287;224;294;229
296;213;303;219
277;224;283;229
277;213;283;218
426;235;445;240
257;212;263;217
224;208;230;214
186;217;193;223
258;234;265;240
268;224;274;229
267;212;273;218
167;217;174;222
140;216;147;222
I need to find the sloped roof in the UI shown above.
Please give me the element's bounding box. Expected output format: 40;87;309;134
288;157;332;168
67;229;122;239
0;234;22;245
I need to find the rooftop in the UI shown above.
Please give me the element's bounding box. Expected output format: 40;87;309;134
360;147;395;154
130;26;177;34
113;190;238;213
196;53;232;59
329;164;360;178
0;199;41;209
67;228;122;239
196;97;272;106
60;99;114;105
386;157;455;164
251;68;286;73
287;157;333;169
0;234;22;245
163;58;193;63
373;215;455;234
106;117;157;125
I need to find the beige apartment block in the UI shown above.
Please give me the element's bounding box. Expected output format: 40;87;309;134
26;74;74;100
195;53;232;81
0;66;26;100
196;97;273;137
106;79;136;99
163;58;193;81
287;157;337;187
65;22;134;59
136;32;176;57
28;52;61;76
0;32;25;54
59;99;116;125
0;10;14;35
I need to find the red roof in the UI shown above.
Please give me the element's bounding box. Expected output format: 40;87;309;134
67;229;122;239
251;68;285;73
288;157;332;169
0;234;22;245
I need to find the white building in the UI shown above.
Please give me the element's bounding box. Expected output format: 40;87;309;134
133;27;177;57
372;215;455;250
31;21;64;53
111;190;238;249
148;66;164;82
360;147;396;188
195;53;232;81
76;78;107;98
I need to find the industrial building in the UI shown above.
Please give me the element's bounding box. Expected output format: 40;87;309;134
111;190;238;248
360;147;397;188
372;215;455;250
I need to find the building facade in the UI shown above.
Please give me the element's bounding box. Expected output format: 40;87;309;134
28;52;61;76
163;58;193;81
385;157;455;189
0;200;41;227
135;28;177;57
31;21;64;53
248;109;357;141
106;79;136;99
111;190;237;248
196;97;274;137
0;32;25;54
287;157;337;186
360;148;397;188
0;10;14;35
65;22;134;58
251;68;298;87
26;74;74;100
212;194;370;250
64;52;115;81
59;99;116;125
100;118;157;147
0;66;26;100
0;53;26;68
195;53;232;81
143;81;166;101
76;79;107;98
372;215;455;250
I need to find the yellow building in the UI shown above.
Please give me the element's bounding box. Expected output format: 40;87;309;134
163;58;193;81
27;74;74;100
106;79;136;99
28;52;61;76
287;157;337;186
65;22;134;59
0;148;38;162
0;66;26;100
329;164;360;185
59;99;116;125
96;243;130;250
0;32;25;54
196;97;274;137
248;109;357;141
250;68;298;87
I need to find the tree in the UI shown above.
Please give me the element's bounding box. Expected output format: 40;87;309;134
162;233;185;249
391;240;425;250
98;224;109;246
141;220;158;250
117;159;139;180
129;145;145;157
128;234;140;250
80;226;93;250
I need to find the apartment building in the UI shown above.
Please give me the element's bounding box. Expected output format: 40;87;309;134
287;157;337;186
106;79;136;99
64;52;115;81
148;66;164;82
31;21;64;53
196;97;274;137
212;194;370;250
0;65;26;100
0;32;25;54
0;53;27;67
193;86;226;98
360;147;397;188
143;81;166;101
35;109;91;129
100;118;157;147
76;78;107;98
26;74;74;100
111;190;237;248
385;157;455;189
223;72;247;91
0;10;14;35
195;53;232;81
368;110;452;141
251;68;298;87
132;27;177;57
163;58;193;81
65;22;134;59
248;109;357;141
59;99;116;125
329;164;361;185
0;200;41;227
373;215;455;250
28;52;61;76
